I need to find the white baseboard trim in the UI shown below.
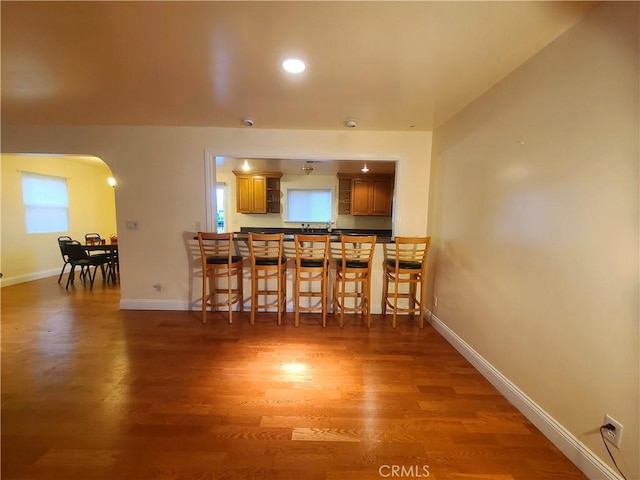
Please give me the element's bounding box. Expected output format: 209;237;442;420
0;269;59;287
119;299;192;311
428;311;622;480
119;300;384;314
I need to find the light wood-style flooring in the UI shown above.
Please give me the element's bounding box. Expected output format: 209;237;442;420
1;278;587;480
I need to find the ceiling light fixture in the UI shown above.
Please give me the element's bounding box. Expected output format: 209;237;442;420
242;159;250;171
301;162;314;175
241;117;255;127
344;119;358;128
361;164;369;173
282;58;306;74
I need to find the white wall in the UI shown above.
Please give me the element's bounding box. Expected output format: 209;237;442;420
428;3;639;478
0;127;432;308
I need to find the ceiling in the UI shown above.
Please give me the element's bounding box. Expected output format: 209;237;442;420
1;1;596;132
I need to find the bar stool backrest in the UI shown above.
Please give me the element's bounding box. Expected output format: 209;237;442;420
388;236;431;271
248;233;285;266
294;234;330;267
198;232;238;266
339;234;377;269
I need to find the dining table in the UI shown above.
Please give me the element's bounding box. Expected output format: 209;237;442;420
84;242;119;283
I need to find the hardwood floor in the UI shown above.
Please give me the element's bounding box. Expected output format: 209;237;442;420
1;278;586;480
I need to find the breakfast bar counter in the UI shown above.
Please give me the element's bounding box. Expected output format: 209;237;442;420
224;228;397;317
236;227;394;243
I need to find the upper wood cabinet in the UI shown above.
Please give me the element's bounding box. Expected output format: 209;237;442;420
337;176;352;215
234;171;282;214
338;174;394;216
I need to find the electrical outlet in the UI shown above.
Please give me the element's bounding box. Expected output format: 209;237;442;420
603;414;623;448
433;295;438;307
195;221;201;231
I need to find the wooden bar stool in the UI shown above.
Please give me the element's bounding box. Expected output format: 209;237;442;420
293;234;331;327
333;234;377;328
198;232;244;324
382;236;431;329
248;233;287;325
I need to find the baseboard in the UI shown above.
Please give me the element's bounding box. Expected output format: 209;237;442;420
120;300;384;314
427;311;622;480
0;269;59;287
119;299;192;310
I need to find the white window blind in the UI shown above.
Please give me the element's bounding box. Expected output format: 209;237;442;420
21;172;69;233
286;189;332;222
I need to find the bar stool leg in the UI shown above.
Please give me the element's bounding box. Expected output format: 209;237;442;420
202;273;208;324
366;273;372;328
392;277;399;328
322;272;327;328
250;274;257;325
294;272;300;328
228;272;234;325
382;271;388;316
277;269;283;326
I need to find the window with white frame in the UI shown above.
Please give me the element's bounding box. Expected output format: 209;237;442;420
21;172;69;233
286;189;332;223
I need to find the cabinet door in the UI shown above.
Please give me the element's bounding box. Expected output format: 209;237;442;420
236;175;267;213
236;176;253;213
251;176;267;213
351;179;372;215
370;178;393;216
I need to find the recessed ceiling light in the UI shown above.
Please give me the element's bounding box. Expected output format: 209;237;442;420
282;58;306;74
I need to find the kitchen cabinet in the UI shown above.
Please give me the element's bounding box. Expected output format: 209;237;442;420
234;172;282;214
337;177;352;215
338;174;394;216
265;177;281;213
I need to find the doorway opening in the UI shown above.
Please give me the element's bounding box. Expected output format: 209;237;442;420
216;183;227;233
0;153;118;287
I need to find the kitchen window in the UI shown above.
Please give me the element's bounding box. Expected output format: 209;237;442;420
286;189;332;223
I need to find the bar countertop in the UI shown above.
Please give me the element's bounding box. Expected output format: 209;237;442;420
237;227;394;243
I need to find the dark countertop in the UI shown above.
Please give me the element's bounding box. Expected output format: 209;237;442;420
237;227;393;243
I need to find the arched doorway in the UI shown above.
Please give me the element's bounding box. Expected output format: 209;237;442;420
0;153;118;287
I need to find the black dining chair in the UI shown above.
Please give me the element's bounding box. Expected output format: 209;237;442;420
57;236;73;283
84;231;112;268
84;232;102;245
64;241;110;289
